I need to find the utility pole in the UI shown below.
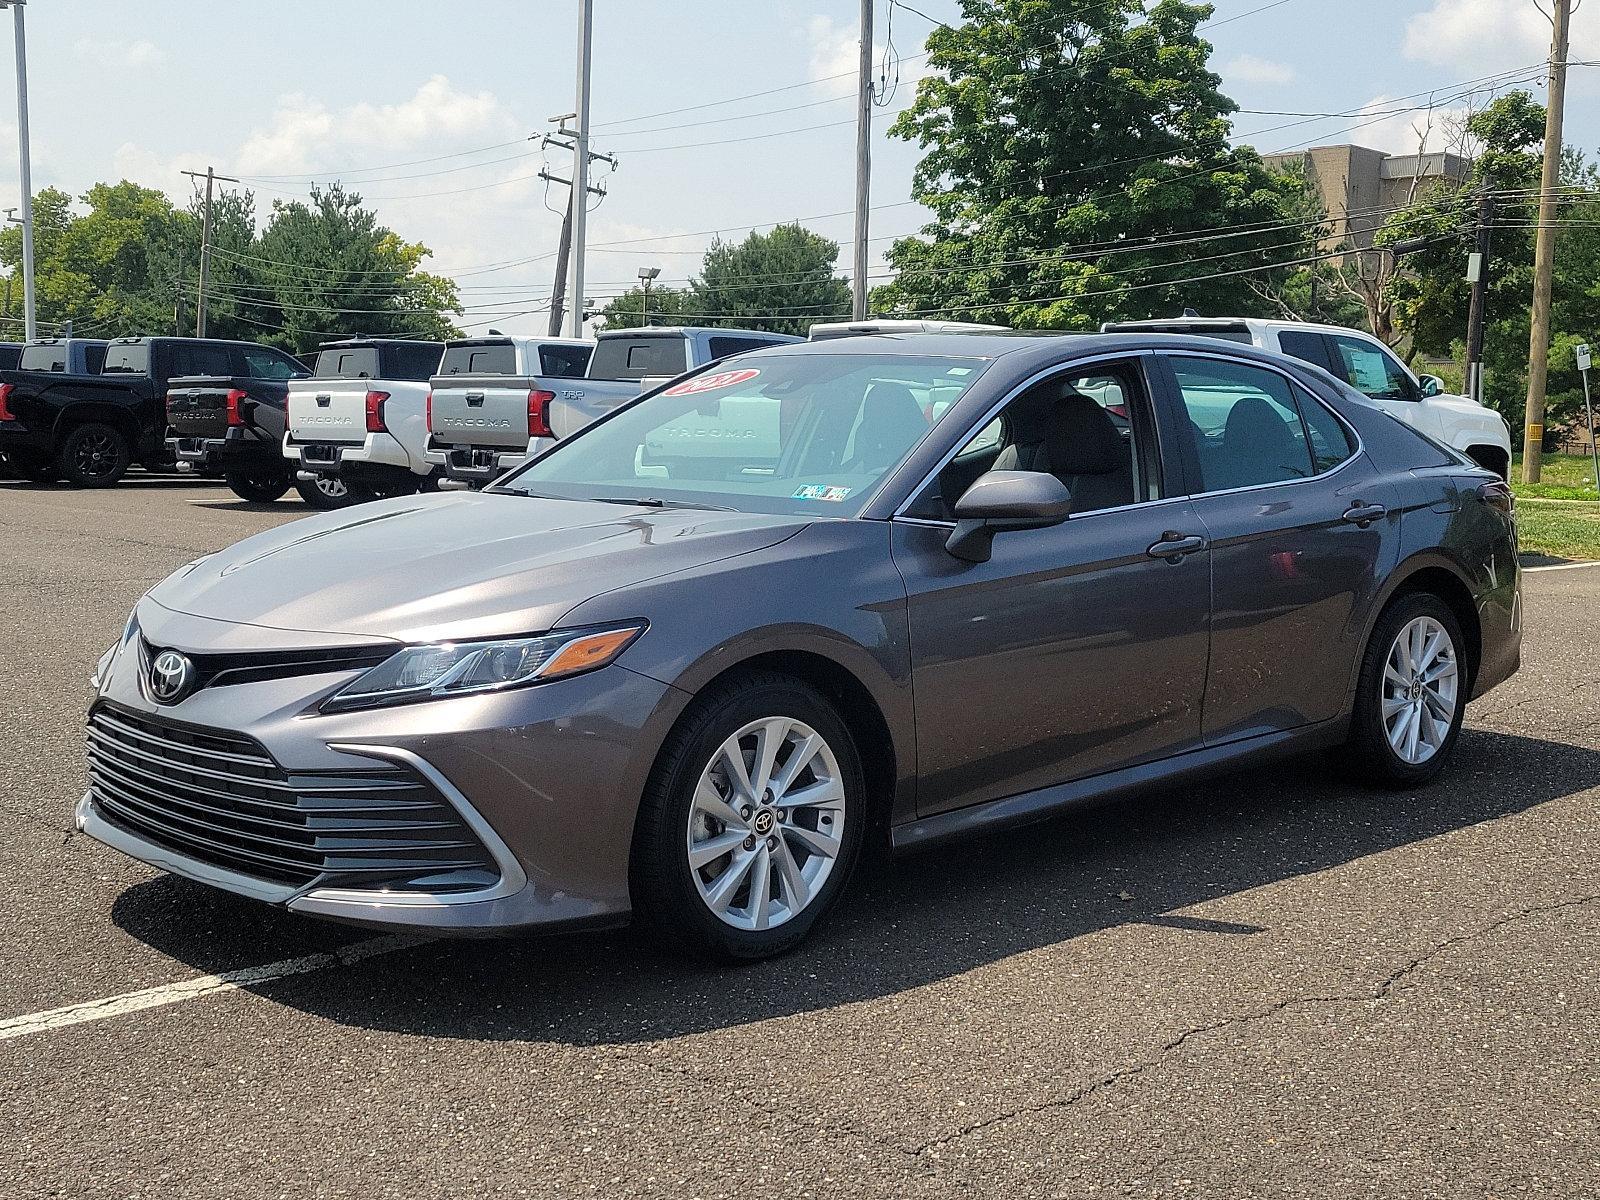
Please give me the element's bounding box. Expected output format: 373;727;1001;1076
568;0;595;339
541;114;614;338
2;1;36;342
1464;190;1495;406
182;166;238;338
1521;0;1572;483
547;190;574;338
852;0;874;321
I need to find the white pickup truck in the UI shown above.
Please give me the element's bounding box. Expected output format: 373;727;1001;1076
424;327;797;487
1101;317;1513;477
281;339;444;507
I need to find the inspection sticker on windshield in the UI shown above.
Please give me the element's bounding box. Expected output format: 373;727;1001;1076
661;368;761;397
793;485;852;502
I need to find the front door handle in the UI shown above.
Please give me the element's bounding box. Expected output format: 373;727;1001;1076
1342;502;1387;527
1147;532;1207;560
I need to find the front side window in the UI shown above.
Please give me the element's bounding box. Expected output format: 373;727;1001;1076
506;353;989;517
1330;335;1415;402
242;348;298;380
905;361;1153;521
1171;358;1353;491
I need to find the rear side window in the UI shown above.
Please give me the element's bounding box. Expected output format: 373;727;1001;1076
1276;331;1333;372
708;336;777;359
102;344;150;374
539;344;591;378
242;347;299;380
20;345;67;372
84;344;107;374
1170;358;1353;492
438;341;516;376
589;335;689;381
315;347;381;379
171;343;234;377
393;343;444;381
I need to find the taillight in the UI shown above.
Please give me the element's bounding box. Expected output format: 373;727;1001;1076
528;389;555;438
0;382;15;422
225;388;248;428
424;390;433;432
1476;479;1514;515
365;389;389;434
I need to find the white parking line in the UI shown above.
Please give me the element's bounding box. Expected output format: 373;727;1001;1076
1525;559;1600;573
0;934;424;1042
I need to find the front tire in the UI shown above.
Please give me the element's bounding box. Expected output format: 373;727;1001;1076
224;465;291;504
1339;593;1467;787
632;672;865;962
58;423;131;487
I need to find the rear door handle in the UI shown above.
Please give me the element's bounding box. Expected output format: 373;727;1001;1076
1342;502;1387;527
1147;532;1207;560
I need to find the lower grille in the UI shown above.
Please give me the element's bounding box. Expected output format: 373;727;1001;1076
86;704;498;893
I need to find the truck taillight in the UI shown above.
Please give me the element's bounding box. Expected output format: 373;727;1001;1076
528;389;555;438
365;390;390;434
0;382;15;422
425;390;433;431
225;388;248;428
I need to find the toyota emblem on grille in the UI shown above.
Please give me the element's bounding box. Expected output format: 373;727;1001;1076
148;650;196;704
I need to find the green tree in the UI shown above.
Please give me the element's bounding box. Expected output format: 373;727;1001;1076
598;283;693;330
871;0;1303;328
687;223;851;334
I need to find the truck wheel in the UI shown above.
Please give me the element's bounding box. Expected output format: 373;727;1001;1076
58;424;132;488
224;466;291;504
294;475;375;509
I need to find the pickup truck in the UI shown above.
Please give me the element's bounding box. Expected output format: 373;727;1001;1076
424;327;794;486
18;338;110;374
1101;316;1514;477
0;335;306;487
281;338;446;508
166;363;309;503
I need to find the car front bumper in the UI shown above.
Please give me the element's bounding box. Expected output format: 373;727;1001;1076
78;598;689;934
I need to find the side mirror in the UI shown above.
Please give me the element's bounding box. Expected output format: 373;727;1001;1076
1418;374;1444;398
945;470;1073;563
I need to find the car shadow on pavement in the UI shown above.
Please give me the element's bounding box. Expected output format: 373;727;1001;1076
110;727;1598;1044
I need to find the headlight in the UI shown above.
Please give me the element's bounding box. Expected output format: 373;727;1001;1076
322;623;646;712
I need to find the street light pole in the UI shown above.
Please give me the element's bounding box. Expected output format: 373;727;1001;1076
2;1;36;342
638;265;659;327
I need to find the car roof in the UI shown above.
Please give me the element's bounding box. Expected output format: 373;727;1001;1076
727;329;1315;369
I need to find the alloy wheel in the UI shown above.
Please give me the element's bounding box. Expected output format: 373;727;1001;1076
686;716;846;931
75;431;118;479
315;476;348;500
1382;614;1459;765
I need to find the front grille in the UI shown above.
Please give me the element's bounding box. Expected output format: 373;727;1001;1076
138;638;395;695
86;703;498;893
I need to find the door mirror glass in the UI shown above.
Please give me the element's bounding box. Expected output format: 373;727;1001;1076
1418;374;1444;398
945;470;1073;562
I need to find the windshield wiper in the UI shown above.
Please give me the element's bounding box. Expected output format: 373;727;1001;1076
587;496;735;511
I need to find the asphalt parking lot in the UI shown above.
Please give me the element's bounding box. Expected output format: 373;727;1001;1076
1;476;1596;1199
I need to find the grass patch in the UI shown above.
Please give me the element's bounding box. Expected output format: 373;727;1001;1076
1517;501;1600;561
1511;452;1600;500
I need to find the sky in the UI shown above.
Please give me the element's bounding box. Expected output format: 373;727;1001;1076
1;0;1597;335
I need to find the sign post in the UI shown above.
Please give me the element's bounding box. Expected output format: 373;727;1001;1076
1578;343;1599;497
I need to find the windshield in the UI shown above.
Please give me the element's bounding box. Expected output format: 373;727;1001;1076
501;352;990;516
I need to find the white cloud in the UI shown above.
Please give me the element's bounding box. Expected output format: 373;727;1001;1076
1222;54;1295;86
74;37;165;68
1342;95;1471;156
806;15;862;83
1403;0;1600;69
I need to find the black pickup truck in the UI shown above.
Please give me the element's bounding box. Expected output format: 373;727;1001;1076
0;336;306;487
166;365;308;503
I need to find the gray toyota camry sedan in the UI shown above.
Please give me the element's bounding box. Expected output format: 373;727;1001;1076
81;334;1521;960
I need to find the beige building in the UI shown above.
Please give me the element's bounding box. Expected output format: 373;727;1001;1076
1263;144;1470;259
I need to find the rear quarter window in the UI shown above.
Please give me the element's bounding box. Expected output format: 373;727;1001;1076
539;345;592;378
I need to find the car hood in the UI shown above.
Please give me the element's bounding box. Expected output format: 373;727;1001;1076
147;491;809;644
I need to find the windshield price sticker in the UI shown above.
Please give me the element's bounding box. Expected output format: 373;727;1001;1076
661;368;761;397
793;485;852;502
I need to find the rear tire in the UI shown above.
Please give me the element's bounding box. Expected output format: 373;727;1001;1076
294;475;374;509
224;466;291;504
58;423;131;487
631;671;865;962
1337;593;1467;788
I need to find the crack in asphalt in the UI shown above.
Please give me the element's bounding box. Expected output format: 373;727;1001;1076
907;893;1600;1159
